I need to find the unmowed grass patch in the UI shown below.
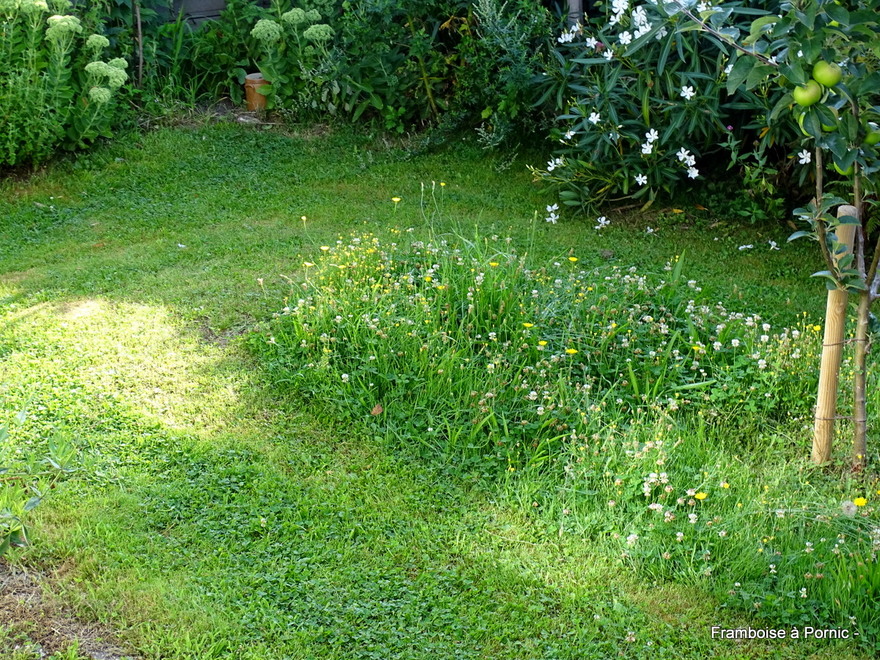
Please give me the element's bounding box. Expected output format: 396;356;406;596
0;121;872;658
251;224;880;648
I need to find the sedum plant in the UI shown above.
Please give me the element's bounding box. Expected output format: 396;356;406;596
0;0;128;167
250;2;340;116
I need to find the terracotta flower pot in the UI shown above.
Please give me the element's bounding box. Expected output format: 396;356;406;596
244;73;270;111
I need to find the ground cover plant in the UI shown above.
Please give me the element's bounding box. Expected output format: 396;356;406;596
0;122;876;657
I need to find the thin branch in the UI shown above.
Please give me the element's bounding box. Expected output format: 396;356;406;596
666;0;779;67
813;147;838;278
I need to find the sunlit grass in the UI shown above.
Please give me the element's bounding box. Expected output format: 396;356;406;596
0;123;871;658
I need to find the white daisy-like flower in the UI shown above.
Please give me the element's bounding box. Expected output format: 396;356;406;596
618;31;632;45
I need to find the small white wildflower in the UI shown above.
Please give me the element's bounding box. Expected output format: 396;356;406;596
738;245;753;251
687;166;699;179
635;173;648;186
798;149;812;165
589;111;601;124
680;85;696;100
594;216;610;230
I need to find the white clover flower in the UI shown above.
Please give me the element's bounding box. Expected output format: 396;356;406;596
589;112;601;124
341;373;350;383
635;173;648;186
680;85;696;100
798;149;812;165
618;31;632;46
758;359;767;369
626;533;639;546
687;166;699;179
731;338;740;347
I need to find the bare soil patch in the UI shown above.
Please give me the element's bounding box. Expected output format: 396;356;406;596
0;561;136;660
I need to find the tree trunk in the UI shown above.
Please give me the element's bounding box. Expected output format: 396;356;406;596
853;289;869;470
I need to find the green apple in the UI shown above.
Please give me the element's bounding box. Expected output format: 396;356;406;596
865;122;880;146
812;61;842;87
793;80;822;106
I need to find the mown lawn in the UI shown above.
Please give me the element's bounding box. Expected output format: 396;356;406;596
0;122;870;659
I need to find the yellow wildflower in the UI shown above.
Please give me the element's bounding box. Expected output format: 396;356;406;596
854;497;868;507
565;348;578;355
695;492;708;500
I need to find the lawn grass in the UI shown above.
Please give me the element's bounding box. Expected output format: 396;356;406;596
0;121;870;658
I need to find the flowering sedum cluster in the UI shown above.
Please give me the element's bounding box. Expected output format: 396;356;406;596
251;18;283;43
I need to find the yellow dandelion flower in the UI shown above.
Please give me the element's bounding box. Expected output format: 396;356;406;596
854;497;868;507
538;340;548;346
523;322;534;328
812;324;822;332
721;482;730;489
392;197;401;203
437;285;446;290
568;257;578;263
489;262;499;267
440;182;446;187
695;492;708;500
424;276;432;282
565;348;578;355
320;246;330;251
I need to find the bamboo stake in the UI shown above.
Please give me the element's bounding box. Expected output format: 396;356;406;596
812;205;858;465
